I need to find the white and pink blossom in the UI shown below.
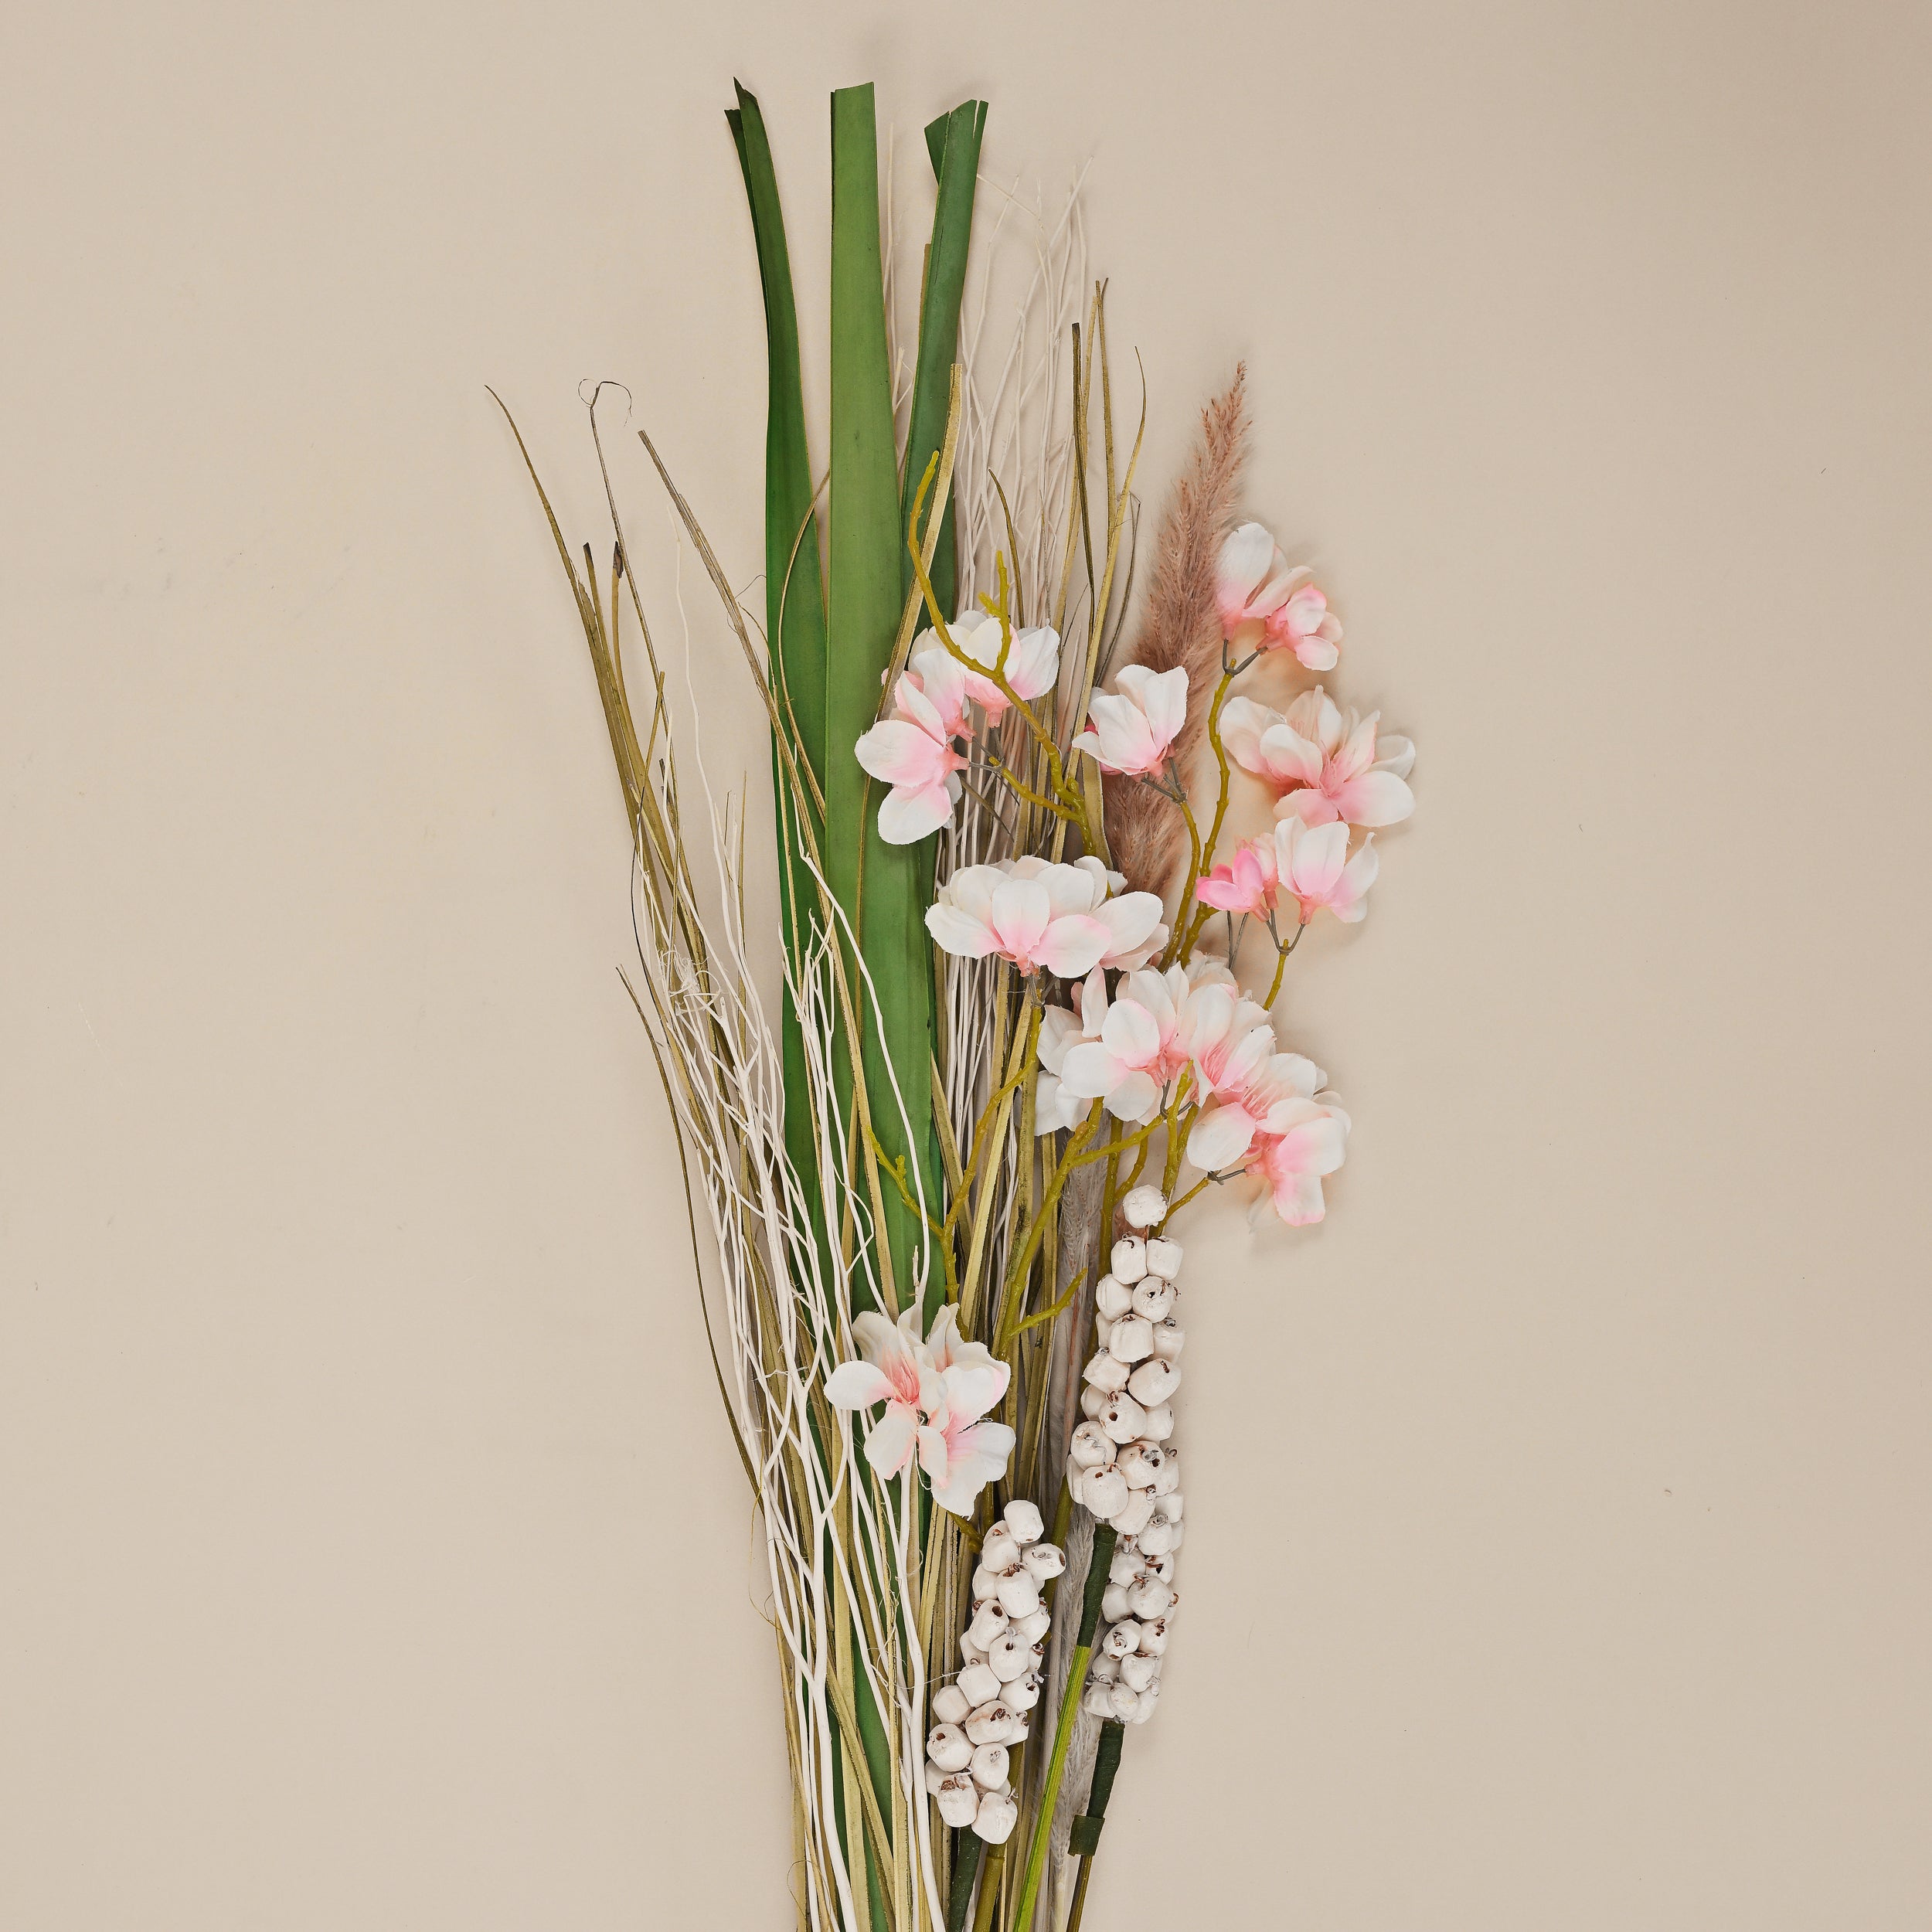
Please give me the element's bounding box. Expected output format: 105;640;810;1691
1214;523;1342;670
928;858;1165;981
1272;816;1378;925
854;648;972;844
824;1307;945;1478
1057;966;1199;1124
942;609;1062;719
1247;1100;1352;1226
1072;665;1189;777
1220;686;1414;828
1192;837;1279;920
825;1304;1014;1512
1185;1043;1328;1171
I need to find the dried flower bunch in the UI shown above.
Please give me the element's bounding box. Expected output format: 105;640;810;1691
498;77;1413;1932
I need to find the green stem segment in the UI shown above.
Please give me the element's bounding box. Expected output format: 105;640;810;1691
1009;1522;1117;1930
1064;1721;1126;1931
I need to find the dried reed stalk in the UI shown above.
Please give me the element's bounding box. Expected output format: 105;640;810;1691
1101;365;1248;900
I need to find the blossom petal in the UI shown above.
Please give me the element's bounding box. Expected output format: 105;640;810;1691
1188;1104;1258;1170
864;1400;920;1477
879;781;957;844
1331;770;1414;828
1035;913;1112;979
824;1361;896;1410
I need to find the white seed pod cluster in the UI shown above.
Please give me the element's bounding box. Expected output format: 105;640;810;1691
927;1497;1063;1842
1069;1221;1186;1726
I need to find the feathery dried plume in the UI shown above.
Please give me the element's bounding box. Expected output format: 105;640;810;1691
1104;364;1249;896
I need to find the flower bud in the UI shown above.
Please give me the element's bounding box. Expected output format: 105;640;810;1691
1109;1543;1141;1586
1094;1313;1114;1349
1136;1617;1170;1655
959;1630;987;1665
1121;1185;1168;1230
957;1661;1002;1706
1127;1574;1174;1620
1151;1318;1185;1362
1147;1552;1177;1583
1102;1619;1141;1658
1131;1277;1175;1320
1111;1236;1148;1283
931;1683;971;1726
995;1569;1041;1619
971;1563;1004;1601
1080;1464;1129;1519
1144;1236;1183;1280
1108;1682;1142;1720
1002;1498;1044;1545
1127;1358;1180;1406
927;1723;972;1773
1128;1682;1161;1723
981;1525;1021;1573
1083;1350;1131;1393
1153;1490;1184;1523
1149;1451;1181;1498
967;1602;1009;1651
1082;1679;1117;1719
1020;1542;1066;1582
1079;1382;1110;1419
1117;1443;1166;1490
1134;1515;1178;1559
969;1742;1010;1791
1015;1606;1052;1645
1112;1488;1156;1537
926;1760;951;1794
1094;1273;1134;1319
964;1701;1014;1746
1005;1670;1043;1712
974;1789;1019;1845
1119;1651;1158;1692
1069;1421;1114;1469
1096;1392;1148;1444
1087;1648;1121;1683
1140;1402;1175;1442
1107;1315;1155;1364
936;1774;981;1828
987;1630;1037;1683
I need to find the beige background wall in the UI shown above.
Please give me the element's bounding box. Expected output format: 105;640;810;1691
4;2;1928;1926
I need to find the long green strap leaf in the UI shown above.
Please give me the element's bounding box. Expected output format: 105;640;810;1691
829;82;940;1330
727;82;832;1308
902;99;987;625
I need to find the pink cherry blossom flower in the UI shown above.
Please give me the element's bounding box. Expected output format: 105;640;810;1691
1186;1041;1328;1171
824;1304;1013;1511
1193;836;1280;919
1180;982;1278;1100
923;1303;1009;1426
1035;975;1104;1134
925;861;1113;978
855;648;971;845
1058;965;1199;1124
1272;816;1379;925
1070;855;1169;969
1247;1099;1352;1226
1071;665;1189;777
917;1395;1018;1517
824;1306;944;1478
1220;687;1415;828
1215;522;1342;670
941;610;1062;720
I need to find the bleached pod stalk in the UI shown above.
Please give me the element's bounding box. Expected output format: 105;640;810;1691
1068;1215;1188;1730
928;1498;1066;1842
